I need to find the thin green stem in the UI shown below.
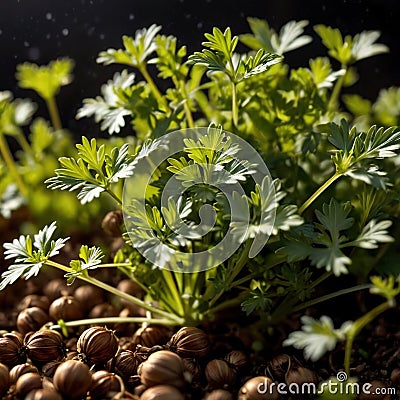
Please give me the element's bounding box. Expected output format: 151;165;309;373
230;255;286;287
48;316;177;330
344;301;391;374
205;295;245;316
179;79;194;128
45;260;184;324
209;241;251;308
310;271;332;289
96;262;131;268
0;133;27;196
105;188;122;206
328;67;346;111
15;130;34;158
139;65;168;110
231;81;238;127
46;96;62;131
298;172;343;215
160;269;185;317
291;284;373;313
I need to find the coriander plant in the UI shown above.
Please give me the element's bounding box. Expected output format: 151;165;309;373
1;19;399;336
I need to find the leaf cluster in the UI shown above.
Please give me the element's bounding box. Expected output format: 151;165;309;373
45;136;136;204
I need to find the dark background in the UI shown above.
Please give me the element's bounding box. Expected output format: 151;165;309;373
0;0;399;137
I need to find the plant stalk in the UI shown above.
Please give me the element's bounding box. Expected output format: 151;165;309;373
45;260;184;324
139;65;168;110
209;240;251;308
49;316;177;330
298;172;342;215
231;81;238;127
292;284;372;313
46;96;62;131
106;187;123;205
15;130;34;158
344;301;391;374
328;67;346;111
179;79;194;128
0;133;27;196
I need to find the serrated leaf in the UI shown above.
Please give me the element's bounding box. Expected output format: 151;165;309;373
79;245;104;270
241;18;312;54
97;25;161;67
315;25;388;65
351;31;389;61
283;315;352;361
16;58;74;100
315;199;353;238
352;220;393;249
274;20;313;54
328;120;400;175
77;70;136;135
309;57;345;89
241;50;283;79
1;223;69;290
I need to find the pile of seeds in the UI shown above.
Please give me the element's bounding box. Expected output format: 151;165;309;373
0;277;398;399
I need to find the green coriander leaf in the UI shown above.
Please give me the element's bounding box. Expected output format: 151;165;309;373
274;20;313;54
97;25;161;67
76;137;105;173
16;58;74;100
283;315;352;361
315;25;388;65
1;222;69;290
149;35;188;81
328;120;400;176
315;199;353;239
343;94;372;117
273;205;303;234
76;70;135;134
351;31;389;61
30;118;54;155
0;184;26;219
241;285;272;316
351;220;393;249
370;275;400;302
309;57;345;89
373;87;400;126
279;199;355;276
79;245;104;270
241;18;312;54
46;138;134;204
308;245;351;276
241;50;283;79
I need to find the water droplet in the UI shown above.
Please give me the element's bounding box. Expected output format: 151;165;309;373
197;22;203;29
28;47;40;61
129;14;134;20
62;28;69;36
0;29;2;36
99;33;105;40
46;33;51;39
46;12;52;20
24;41;30;47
